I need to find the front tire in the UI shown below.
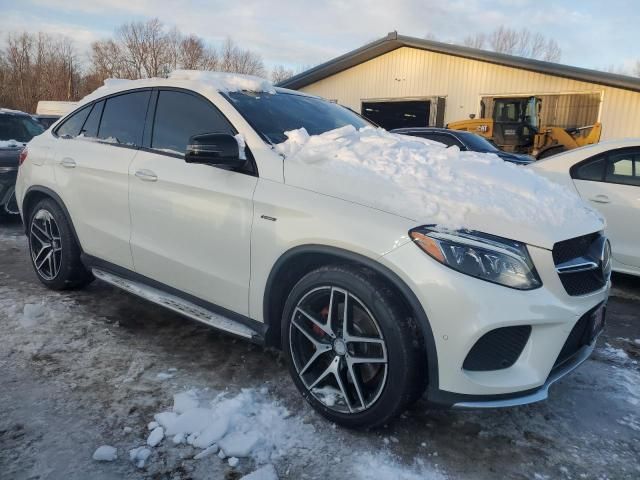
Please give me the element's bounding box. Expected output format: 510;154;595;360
282;265;422;428
27;198;93;290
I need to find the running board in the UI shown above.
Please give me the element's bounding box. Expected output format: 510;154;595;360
92;268;257;339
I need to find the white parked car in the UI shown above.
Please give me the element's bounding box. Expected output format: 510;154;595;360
15;71;610;428
531;140;640;277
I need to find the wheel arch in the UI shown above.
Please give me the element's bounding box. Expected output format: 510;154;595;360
22;186;82;248
263;244;439;389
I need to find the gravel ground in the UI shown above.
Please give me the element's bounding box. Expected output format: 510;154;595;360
1;218;639;480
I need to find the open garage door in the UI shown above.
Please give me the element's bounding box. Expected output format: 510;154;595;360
361;101;430;130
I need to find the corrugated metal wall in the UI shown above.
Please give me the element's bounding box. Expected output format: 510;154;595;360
299;47;640;141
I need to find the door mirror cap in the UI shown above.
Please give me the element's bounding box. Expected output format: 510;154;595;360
185;133;244;167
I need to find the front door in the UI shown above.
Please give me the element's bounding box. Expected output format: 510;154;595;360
572;149;640;268
129;89;257;315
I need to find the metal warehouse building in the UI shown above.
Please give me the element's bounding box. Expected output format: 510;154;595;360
280;32;640;141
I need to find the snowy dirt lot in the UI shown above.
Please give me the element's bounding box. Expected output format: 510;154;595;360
1;219;639;480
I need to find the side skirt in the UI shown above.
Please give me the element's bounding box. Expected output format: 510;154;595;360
83;255;266;344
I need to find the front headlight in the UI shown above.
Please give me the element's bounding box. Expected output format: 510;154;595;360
409;226;542;290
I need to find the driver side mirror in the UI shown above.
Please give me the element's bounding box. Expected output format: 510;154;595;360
185;133;244;167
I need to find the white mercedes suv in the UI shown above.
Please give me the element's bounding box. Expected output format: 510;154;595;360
15;71;610;428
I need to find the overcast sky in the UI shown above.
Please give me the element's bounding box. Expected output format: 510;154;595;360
0;0;638;74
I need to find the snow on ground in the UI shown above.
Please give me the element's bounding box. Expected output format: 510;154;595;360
1;226;638;480
353;452;445;480
277;126;602;232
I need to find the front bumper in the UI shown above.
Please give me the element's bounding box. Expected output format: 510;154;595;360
380;240;610;401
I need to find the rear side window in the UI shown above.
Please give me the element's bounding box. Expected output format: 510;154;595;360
56;105;91;138
424;133;461;148
573;156;606;181
98;91;151;146
80;101;104;138
606;151;640;186
151;90;233;155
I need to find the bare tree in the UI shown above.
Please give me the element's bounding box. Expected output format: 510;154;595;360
462;26;561;62
463;33;486;49
0;32;81;112
88;19;264;87
270;64;294;84
219;38;265;76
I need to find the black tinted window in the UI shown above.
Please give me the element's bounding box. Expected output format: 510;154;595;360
574;156;606;181
56;106;91;138
606;152;640;186
424;133;460;147
0;115;44;142
152;90;233;154
98;91;150;146
80;101;104;138
226;91;370;144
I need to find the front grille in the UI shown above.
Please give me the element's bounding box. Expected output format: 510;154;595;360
552;232;600;265
553;232;606;296
463;325;532;371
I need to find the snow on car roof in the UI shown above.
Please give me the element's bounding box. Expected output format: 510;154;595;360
276;125;603;232
168;70;276;94
80;70;276;104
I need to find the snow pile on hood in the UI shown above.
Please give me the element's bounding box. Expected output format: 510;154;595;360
169;70;276;93
276;126;603;233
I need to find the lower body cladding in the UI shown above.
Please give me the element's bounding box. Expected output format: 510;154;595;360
0;170;19;215
380;240;610;407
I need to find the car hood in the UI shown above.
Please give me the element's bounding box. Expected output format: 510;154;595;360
278;126;604;250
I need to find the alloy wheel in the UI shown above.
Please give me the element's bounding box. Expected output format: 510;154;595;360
289;286;388;414
29;209;62;281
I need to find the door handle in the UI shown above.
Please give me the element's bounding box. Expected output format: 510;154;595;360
60;158;76;168
135;169;158;182
589;194;611;204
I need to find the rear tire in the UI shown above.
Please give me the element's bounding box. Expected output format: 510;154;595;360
27;198;93;290
281;265;423;428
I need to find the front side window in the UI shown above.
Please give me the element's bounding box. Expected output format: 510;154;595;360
606;151;640;186
98;91;151;146
419;133;460;147
56;106;91;139
226;91;371;145
151;90;233;155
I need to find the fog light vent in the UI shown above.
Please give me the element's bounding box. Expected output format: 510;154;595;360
463;326;532;371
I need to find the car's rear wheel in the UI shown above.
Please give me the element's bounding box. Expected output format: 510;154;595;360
282;265;422;428
27;198;93;290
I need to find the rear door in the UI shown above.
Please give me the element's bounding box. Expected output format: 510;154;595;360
53;90;151;269
129;89;257;315
572;149;640;268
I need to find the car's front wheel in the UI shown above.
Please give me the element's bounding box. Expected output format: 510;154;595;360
282;265;422;428
27;198;93;290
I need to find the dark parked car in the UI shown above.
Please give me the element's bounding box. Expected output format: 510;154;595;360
33;114;61;129
0;109;44;215
391;127;534;165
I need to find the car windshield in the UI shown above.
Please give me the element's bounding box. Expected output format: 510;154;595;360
225;91;372;144
0;114;45;143
460;132;500;152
